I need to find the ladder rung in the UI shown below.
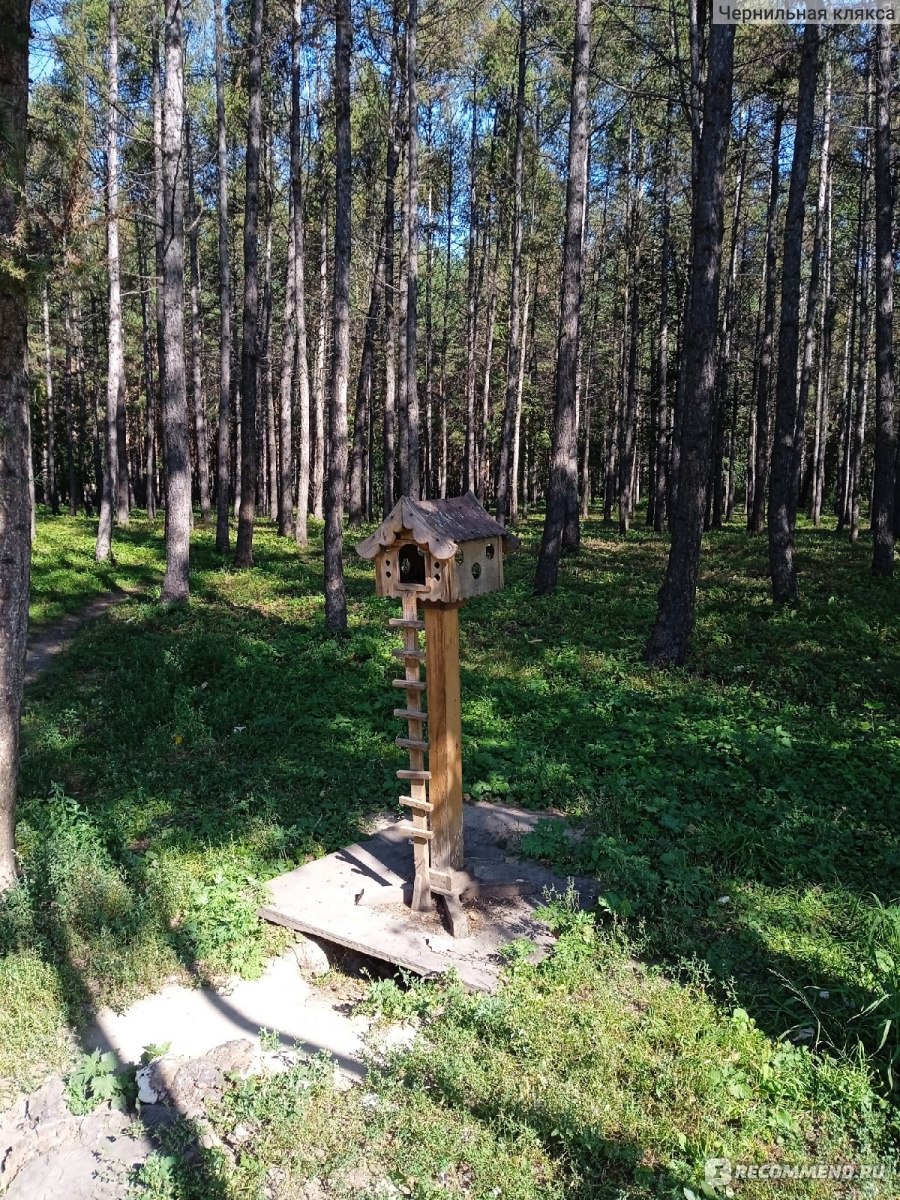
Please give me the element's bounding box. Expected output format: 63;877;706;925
397;821;434;841
392;678;426;691
400;795;434;813
389;618;425;630
397;768;431;781
392;648;426;661
396;737;429;751
394;708;427;721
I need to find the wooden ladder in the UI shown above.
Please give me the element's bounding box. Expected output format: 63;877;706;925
391;591;432;910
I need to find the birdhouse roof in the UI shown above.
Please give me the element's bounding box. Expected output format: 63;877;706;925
356;493;517;562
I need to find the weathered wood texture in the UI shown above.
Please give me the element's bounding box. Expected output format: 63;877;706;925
424;603;464;873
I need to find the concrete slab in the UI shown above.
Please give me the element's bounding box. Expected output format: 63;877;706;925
86;951;370;1080
260;801;596;992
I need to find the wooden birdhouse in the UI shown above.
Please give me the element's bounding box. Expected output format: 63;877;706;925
355;492;516;605
356;493;517;937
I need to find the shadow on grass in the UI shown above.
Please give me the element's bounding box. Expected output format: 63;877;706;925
6;511;900;1189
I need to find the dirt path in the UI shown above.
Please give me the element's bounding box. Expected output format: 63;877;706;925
24;591;135;687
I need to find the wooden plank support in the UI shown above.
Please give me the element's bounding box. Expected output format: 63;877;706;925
396;737;429;751
397;768;431;781
393;708;428;722
392;678;426;691
389;617;425;630
397;821;434;841
424;603;464;874
399;795;434;812
392;648;426;661
441;893;470;939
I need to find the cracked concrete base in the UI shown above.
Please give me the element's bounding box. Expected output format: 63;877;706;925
2;950;377;1197
86;948;371;1082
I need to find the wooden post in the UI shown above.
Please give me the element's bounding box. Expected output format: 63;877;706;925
424;602;464;872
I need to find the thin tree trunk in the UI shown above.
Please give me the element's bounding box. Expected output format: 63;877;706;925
63;290;80;512
96;0;123;561
313;184;327;519
405;0;421;498
768;24;820;604
234;0;264;566
749;101;783;534
324;0;352;631
42;283;59;514
214;0;231;550
812;173;834;526
619;136;641;535
871;20;896;575
654;101;673;533
424;176;434;497
382;14;401;515
0;0;32;890
479;234;500;503
438;144;452;499
349;226;386;525
645;22;735;665
186;113;211;524
149;18;163;522
262;163;277;521
534;0;590;594
511;269;531;523
496;0;527;524
277;9;303;538
134;217;154;514
851;74;874;543
160;0;191;602
792;53;832;531
463;68;479;493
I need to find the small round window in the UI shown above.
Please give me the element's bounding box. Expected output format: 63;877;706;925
485;543;495;560
471;561;482;579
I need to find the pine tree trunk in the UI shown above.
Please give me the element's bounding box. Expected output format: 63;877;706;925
324;0;352;631
186;113;211;524
42;283;59;514
160;0;192;603
463;68;479;494
313;188;327;520
214;0;231;550
150;19;163;522
96;0;123;561
382;16;401;515
850;77;874;544
792;54;832;531
511;269;531;523
349;226;386;525
496;0;527;524
234;0;264;566
135;217;154;514
405;0;421;498
619;142;640;535
871;20;895;575
0;0;32;891
278;187;297;539
654;101;673;533
645;22;735;664
63;290;81;512
479;235;500;503
768;25;820;604
534;0;590;594
748;101;783;534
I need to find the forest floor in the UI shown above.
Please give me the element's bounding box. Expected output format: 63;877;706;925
1;509;899;1198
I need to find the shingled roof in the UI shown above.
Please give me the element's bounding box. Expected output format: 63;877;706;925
356;493;518;562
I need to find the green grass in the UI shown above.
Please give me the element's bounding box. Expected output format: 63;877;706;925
3;509;900;1196
29;508;163;626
